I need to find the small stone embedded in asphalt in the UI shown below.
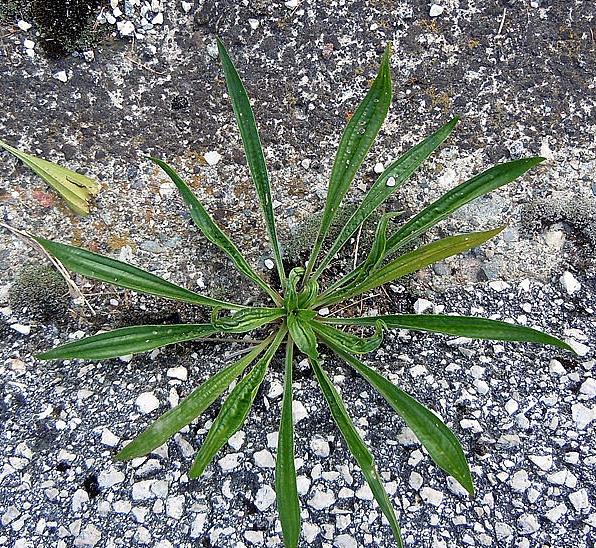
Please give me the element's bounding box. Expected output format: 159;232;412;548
204;151;222;166
529;454;553;471
429;4;444;17
136;391;160;414
253;449;275;468
560;271;581;294
308;488;335;510
255;485;276;511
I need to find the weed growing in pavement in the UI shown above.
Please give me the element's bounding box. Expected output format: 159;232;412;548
34;41;573;546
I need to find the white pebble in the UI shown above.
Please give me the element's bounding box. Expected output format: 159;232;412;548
285;0;299;8
152;12;164;25
580;378;596;398
135;392;160;414
165;495;185;519
420;486;443;506
18;20;32;31
218;453;241;472
310;435;330;458
10;323;30;335
292;400;308;423
71;489;89;512
117;21;135;36
413;298;433;314
545;503;568;523
429;4;444;17
181;2;193;13
460;419;483;433
23;39;35;49
254;449;275;468
560;271;580;295
255;485;276;510
204;150;221;166
568;489;589;512
509;470;530;493
98;467;125;489
267;381;283;399
528;454;553;471
517;513;540;535
228;431;245;450
308;488;335;510
166;366;188;381
244;530;264;545
373;162;384;174
505;399;519;415
571;402;594;430
355;484;373;501
385;176;396;187
409;471;423;490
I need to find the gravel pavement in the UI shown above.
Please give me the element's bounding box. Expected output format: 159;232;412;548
0;1;594;547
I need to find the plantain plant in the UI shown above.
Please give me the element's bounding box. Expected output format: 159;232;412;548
34;40;573;547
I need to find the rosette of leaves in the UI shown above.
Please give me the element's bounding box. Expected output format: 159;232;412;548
35;40;573;547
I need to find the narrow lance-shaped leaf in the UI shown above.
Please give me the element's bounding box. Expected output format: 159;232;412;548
189;326;287;478
385;157;545;255
287;310;317;357
211;306;285;333
276;339;301;548
37;324;219;361
309;350;403;547
321;314;574;352
0;139;101;215
349;211;402;288
323;338;474;496
217;39;286;286
304;44;393;281
116;338;271;461
312;321;384;355
36;237;245;310
311;117;459;281
150;157;282;305
319;227;503;306
323;157;544;298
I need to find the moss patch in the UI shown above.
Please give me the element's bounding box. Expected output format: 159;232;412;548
9;262;69;320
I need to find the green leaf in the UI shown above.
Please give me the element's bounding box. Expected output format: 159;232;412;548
312;321;384;355
211;306;285;333
285;267;305;312
351;211;402;285
322;314;574;352
324;340;474;496
304;44;393;281
321;227;503;306
309;350;403;547
323;157;544;298
386;157;545;254
35;237;245;310
287;310;317;358
311;117;459;280
189;326;287;477
116;339;270;461
37;324;219;360
276;340;300;548
217;39;286;286
0;139;101;215
150;157;282;305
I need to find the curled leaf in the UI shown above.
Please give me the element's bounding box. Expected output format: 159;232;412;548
0;139;101;215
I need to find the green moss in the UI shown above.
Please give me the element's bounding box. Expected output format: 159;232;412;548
9;263;69;319
284;203;390;267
